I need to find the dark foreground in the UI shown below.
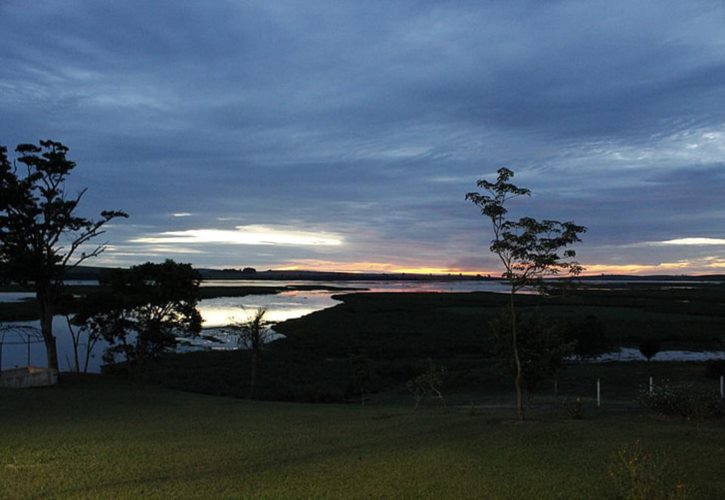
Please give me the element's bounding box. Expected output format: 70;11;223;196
1;375;724;499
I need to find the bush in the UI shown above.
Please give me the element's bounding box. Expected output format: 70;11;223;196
406;359;447;409
565;314;610;359
639;380;725;419
609;441;686;500
490;309;575;395
704;359;725;379
560;397;585;420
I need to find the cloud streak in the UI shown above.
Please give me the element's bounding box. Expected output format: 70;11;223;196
131;226;343;247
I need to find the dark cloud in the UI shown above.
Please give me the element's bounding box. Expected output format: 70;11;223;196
1;0;724;273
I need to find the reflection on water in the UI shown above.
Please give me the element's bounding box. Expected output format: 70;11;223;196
0;316;106;373
582;347;725;363
0;292;36;303
200;279;513;294
199;290;341;327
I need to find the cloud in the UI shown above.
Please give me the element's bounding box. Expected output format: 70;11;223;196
656;238;725;246
131;225;343;247
583;255;725;275
2;1;725;273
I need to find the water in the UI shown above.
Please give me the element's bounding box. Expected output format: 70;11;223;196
582;347;725;363
0;317;97;372
199;278;513;294
199;289;342;327
0;292;35;303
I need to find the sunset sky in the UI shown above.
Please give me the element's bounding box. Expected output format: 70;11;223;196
1;1;724;275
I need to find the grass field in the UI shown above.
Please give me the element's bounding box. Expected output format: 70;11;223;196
1;376;725;499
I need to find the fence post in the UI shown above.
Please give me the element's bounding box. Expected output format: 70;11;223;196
721;375;723;399
596;378;601;407
649;376;653;395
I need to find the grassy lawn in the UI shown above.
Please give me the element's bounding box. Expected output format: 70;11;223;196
1;376;724;499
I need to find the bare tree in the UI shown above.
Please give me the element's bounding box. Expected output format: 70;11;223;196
65;315;100;374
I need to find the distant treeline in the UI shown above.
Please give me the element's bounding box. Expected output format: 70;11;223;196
59;266;494;282
48;266;725;283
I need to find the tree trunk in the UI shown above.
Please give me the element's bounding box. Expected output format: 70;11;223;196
248;349;258;399
510;290;524;420
38;294;59;372
66;316;81;373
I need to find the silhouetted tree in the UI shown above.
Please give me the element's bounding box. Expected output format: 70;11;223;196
638;339;661;361
64;313;101;374
223;307;272;399
0;140;127;372
467;167;585;419
565;314;610;359
74;260;202;367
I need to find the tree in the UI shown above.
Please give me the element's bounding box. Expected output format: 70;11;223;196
466;167;585;419
491;309;575;398
223;307;272;399
565;314;610;359
0;140;127;372
73;260;202;367
64;313;101;374
638;338;660;361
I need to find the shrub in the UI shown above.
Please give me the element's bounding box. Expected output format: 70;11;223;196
407;359;447;409
490;309;575;395
565;314;610;359
704;359;725;379
609;441;686;500
639;380;725;419
560;397;585;420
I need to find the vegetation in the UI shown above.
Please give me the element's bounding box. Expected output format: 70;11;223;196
490;310;575;397
73;260;202;366
639;380;725;419
704;359;725;379
609;441;687;500
125;287;725;408
406;358;447;409
466;167;585;419
2;274;724;496
564;313;610;359
639;338;661;361
222;307;272;399
1;376;724;498
0;140;126;371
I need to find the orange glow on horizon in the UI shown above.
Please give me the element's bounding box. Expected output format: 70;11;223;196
271;258;725;277
274;260;484;275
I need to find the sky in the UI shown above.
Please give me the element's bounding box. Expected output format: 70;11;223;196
1;1;724;275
